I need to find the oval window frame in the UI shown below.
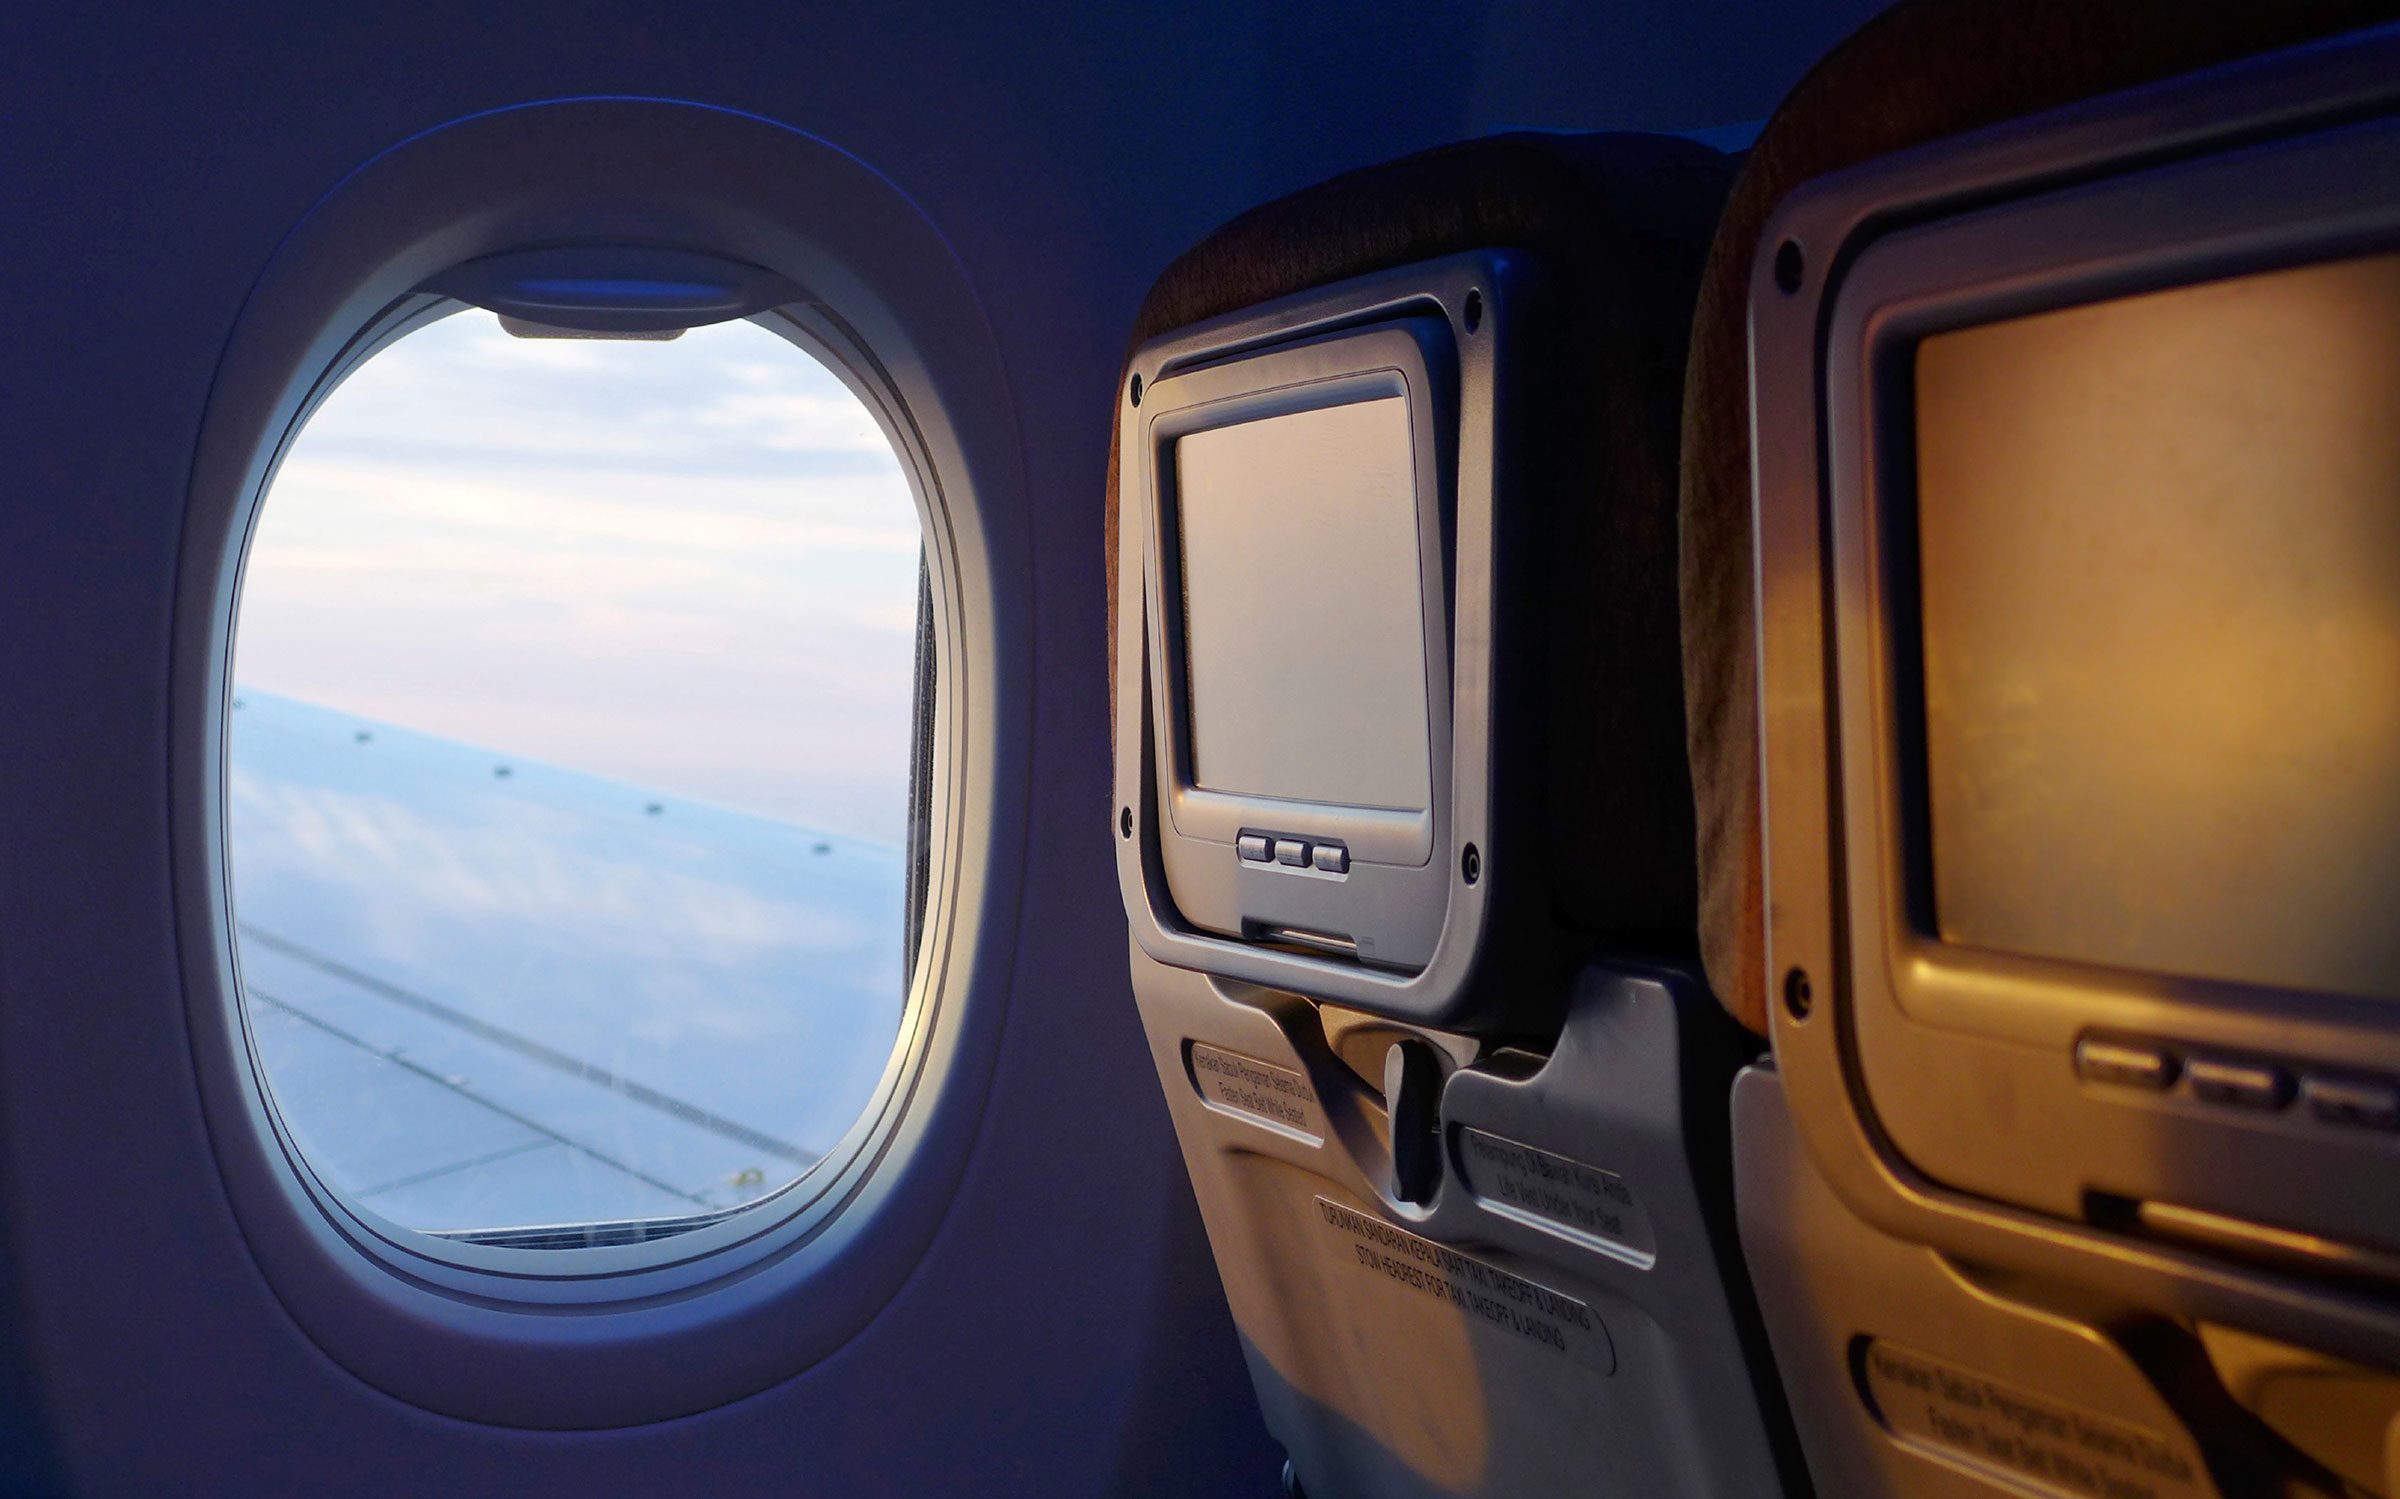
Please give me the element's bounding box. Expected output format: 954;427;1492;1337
174;99;1029;1428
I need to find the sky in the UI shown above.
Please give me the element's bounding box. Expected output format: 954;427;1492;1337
232;309;925;846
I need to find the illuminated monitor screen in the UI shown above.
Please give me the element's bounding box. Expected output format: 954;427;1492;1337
1913;249;2400;1001
1174;395;1435;814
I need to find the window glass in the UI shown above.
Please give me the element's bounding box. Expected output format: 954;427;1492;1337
230;309;925;1242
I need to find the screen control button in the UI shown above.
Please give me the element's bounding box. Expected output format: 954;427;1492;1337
2074;1037;2176;1091
2302;1073;2400;1131
1311;844;1350;874
1237;834;1273;862
1275;840;1310;868
2185;1056;2293;1111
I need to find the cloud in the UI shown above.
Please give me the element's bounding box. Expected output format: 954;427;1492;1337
233;307;927;837
295;313;906;478
689;387;896;454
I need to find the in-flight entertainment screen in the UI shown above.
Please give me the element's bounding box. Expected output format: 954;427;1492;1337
1174;395;1435;815
1913;249;2400;1000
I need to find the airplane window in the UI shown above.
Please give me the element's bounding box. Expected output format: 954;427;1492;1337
228;308;927;1248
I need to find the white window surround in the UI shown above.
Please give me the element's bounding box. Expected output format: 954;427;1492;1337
173;98;1029;1429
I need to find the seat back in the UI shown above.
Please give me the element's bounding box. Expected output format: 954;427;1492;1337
1692;6;2400;1494
1108;134;1806;1498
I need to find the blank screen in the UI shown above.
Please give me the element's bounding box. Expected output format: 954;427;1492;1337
1175;396;1433;812
1915;250;2400;1000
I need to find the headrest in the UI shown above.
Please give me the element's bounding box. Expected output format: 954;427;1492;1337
1108;133;1732;955
1678;0;2400;1035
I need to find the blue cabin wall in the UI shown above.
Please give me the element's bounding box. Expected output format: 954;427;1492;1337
0;1;1884;1491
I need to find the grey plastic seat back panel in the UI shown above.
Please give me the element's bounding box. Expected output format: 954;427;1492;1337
1134;954;1792;1498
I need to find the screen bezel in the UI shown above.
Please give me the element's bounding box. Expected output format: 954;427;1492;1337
1112;254;1516;1022
1822;114;2400;1243
1140;325;1453;868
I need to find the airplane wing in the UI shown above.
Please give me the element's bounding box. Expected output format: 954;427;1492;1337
226;689;907;1245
